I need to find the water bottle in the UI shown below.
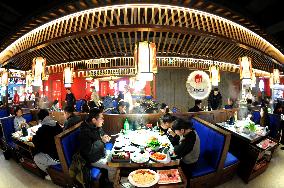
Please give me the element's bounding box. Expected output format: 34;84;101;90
124;118;130;133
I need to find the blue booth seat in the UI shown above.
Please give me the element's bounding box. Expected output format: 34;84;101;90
76;100;84;112
105;142;113;151
61;129;81;167
0;109;8;118
191;119;225;177
224;152;239;167
252;111;261;124
268;114;281;139
1;113;33;149
252;111;281;140
23;113;33;123
53;125;113;183
0;116;16;148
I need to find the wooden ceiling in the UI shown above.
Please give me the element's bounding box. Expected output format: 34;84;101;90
0;1;283;72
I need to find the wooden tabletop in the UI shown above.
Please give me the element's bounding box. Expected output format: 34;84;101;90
215;122;268;143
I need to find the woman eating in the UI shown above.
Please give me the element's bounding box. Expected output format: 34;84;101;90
155;113;180;146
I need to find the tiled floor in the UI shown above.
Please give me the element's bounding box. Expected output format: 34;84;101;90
0;148;284;188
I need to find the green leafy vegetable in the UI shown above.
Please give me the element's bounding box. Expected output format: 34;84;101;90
245;121;256;132
147;140;161;148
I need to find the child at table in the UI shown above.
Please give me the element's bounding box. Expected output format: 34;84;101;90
154;113;180;146
172;118;200;178
14;107;28;131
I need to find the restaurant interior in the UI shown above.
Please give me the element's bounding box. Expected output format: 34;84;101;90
0;0;284;188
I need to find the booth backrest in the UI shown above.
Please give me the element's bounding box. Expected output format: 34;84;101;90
61;128;81;167
0;113;33;146
23;113;33;123
55;122;82;175
269;114;281;139
0;109;8;118
192;118;225;169
0;116;15;145
252;111;281;139
76;100;84;112
252;111;261;124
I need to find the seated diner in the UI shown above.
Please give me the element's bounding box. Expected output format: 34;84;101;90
32;109;63;174
172;118;200;178
79;108;115;184
14;107;28;131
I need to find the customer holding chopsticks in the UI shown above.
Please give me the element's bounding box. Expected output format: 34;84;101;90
155;113;180;146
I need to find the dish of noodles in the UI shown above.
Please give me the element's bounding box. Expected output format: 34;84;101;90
128;169;159;187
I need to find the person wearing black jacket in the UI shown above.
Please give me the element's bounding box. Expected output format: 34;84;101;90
79;108;115;182
32;109;63;173
188;100;203;112
172;119;200;178
111;101;127;114
65;88;76;108
63;106;81;130
154;113;180;146
208;88;222;111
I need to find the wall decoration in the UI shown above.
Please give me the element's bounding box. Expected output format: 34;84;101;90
186;71;212;100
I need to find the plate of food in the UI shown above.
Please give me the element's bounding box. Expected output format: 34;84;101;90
147;137;161;151
131;137;147;147
131;152;150;164
112;151;130;162
150;152;169;163
157;169;182;184
128;169;159;187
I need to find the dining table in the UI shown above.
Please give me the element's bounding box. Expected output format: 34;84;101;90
215;120;269;143
108;129;187;188
215;119;277;183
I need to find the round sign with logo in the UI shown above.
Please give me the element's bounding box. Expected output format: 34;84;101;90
186;71;212;100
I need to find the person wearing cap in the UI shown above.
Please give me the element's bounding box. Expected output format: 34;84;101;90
111;101;127;114
79;108;115;183
63;106;81;130
172;118;200;178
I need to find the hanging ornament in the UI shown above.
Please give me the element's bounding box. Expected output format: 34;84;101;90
32;57;46;86
239;56;252;80
273;69;280;84
134;41;157;81
63;67;74;87
209;65;220;86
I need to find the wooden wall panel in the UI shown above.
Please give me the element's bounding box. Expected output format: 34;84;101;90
156;69;241;112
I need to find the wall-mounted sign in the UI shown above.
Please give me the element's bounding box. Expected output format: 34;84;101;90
186;71;212;100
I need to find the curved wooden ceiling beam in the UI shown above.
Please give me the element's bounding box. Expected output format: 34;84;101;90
4;24;277;67
0;4;283;67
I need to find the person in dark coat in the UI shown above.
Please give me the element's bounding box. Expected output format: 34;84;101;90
65;88;76;108
172;119;200;178
208;88;222;111
188;100;203;112
79;108;115;182
63;106;82;130
111;101;127;114
32;109;63;173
